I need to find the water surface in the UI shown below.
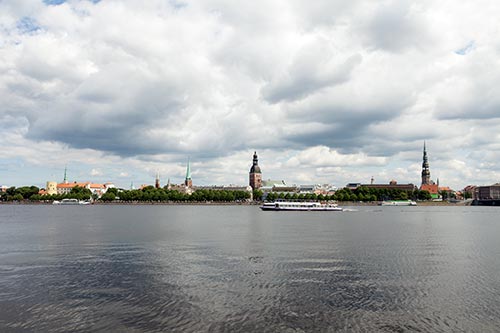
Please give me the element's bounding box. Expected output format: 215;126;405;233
1;205;499;332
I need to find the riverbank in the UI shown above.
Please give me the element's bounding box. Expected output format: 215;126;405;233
1;200;472;206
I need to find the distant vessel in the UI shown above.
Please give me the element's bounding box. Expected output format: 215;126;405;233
380;200;417;206
53;199;90;205
260;201;343;211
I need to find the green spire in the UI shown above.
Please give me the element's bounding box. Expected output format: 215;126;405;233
185;157;191;180
63;165;68;184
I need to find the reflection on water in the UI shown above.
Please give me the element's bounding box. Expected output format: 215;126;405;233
1;205;500;332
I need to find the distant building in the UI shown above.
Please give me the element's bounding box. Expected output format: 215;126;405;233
88;183;107;197
345;183;362;190
438;186;454;197
55;181;114;197
163;159;194;195
249;151;262;190
46;181;57;195
421;142;431;186
299;184;337;195
474;184;500;200
155;172;160;189
57;182;90;195
1;185;9;193
361;180;417;192
463;185;476;199
421;184;439;199
419;142;440;199
260;179;286;192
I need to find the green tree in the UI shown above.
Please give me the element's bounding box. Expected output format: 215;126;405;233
69;186;92;200
439;190;449;200
100;192;116;202
418;190;432;200
12;193;24;201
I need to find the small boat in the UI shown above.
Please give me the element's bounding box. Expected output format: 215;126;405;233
380;200;417;206
260;201;343;211
53;198;90;205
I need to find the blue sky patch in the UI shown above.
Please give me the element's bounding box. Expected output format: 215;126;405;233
43;0;67;5
455;41;475;55
16;17;41;34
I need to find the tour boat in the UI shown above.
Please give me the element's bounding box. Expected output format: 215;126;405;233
260;201;343;211
53;198;90;205
379;200;417;206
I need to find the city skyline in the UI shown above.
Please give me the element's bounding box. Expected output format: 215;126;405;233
2;1;500;190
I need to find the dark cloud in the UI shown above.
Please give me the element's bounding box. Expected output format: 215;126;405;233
359;1;432;53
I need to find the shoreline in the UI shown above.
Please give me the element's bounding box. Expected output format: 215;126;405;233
0;200;472;206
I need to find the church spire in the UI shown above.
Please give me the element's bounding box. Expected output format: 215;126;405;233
421;141;431;186
185;158;192;188
249;151;262;190
63;165;68;184
155;171;160;189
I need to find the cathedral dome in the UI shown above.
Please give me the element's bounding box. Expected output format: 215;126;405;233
250;164;261;173
249;151;261;174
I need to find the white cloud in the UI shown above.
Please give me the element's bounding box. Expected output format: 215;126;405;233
90;168;103;177
1;0;500;190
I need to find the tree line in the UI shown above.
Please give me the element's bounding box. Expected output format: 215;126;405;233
263;187;433;202
0;185;251;203
1;185;433;203
101;187;251;202
0;185;93;202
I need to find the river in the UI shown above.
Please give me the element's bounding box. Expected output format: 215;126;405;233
0;204;499;332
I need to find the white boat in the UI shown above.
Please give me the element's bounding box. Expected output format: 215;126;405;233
380;200;417;206
53;198;90;205
260;201;343;211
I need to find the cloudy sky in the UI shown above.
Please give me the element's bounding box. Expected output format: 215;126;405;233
1;0;500;190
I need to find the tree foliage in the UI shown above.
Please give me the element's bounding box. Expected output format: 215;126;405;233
264;187;435;202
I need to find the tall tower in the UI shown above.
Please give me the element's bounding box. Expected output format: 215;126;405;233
421;142;431;186
155;171;160;189
185;158;192;188
249;151;262;190
63;165;68;184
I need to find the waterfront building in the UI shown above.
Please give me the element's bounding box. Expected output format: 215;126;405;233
88;183;106;197
297;184;337;195
361;180;417;192
420;184;439;199
463;185;476;199
419;142;440;199
249;151;262;190
1;185;9;193
57;182;90;195
260;179;286;192
438;186;454;197
474;184;500;200
55;181;113;197
46;181;57;195
345;183;362;190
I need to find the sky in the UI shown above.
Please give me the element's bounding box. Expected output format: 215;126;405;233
1;0;500;190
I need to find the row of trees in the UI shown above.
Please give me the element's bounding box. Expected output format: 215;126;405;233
0;185;93;202
101;187;251;202
1;184;437;203
264;187;433;202
0;185;252;203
